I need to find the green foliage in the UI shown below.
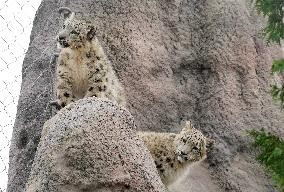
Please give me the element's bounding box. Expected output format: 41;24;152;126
271;59;284;108
252;0;284;44
272;59;284;74
248;130;284;191
271;84;284;108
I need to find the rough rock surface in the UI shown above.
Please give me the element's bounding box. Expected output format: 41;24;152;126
25;97;166;192
168;162;221;192
8;0;284;192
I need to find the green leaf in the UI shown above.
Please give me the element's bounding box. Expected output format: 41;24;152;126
252;0;284;44
248;130;284;191
272;59;284;74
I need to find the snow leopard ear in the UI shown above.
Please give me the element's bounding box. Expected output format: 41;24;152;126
87;26;96;41
58;7;73;19
181;121;194;132
206;138;215;151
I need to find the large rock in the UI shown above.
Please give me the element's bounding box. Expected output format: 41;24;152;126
25;97;166;192
8;0;284;191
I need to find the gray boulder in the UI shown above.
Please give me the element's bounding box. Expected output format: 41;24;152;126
25;97;166;192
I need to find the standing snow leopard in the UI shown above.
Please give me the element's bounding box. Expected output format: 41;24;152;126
52;8;125;109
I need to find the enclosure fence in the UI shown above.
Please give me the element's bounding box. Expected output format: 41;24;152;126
0;0;42;191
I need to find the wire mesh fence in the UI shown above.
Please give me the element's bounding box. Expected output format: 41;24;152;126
0;0;42;191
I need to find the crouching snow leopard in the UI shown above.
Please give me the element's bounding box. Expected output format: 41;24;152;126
138;121;214;186
52;7;125;109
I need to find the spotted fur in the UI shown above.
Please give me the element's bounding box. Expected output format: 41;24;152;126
55;10;125;108
138;121;214;186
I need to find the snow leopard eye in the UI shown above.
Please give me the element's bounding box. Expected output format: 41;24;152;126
70;30;79;35
192;146;199;152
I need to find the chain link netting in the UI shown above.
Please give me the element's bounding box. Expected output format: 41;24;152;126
0;0;41;191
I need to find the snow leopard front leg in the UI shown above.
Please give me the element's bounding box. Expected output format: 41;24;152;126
84;58;109;99
55;55;76;108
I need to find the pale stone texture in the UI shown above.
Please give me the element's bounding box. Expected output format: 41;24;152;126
25;97;166;192
8;0;284;192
